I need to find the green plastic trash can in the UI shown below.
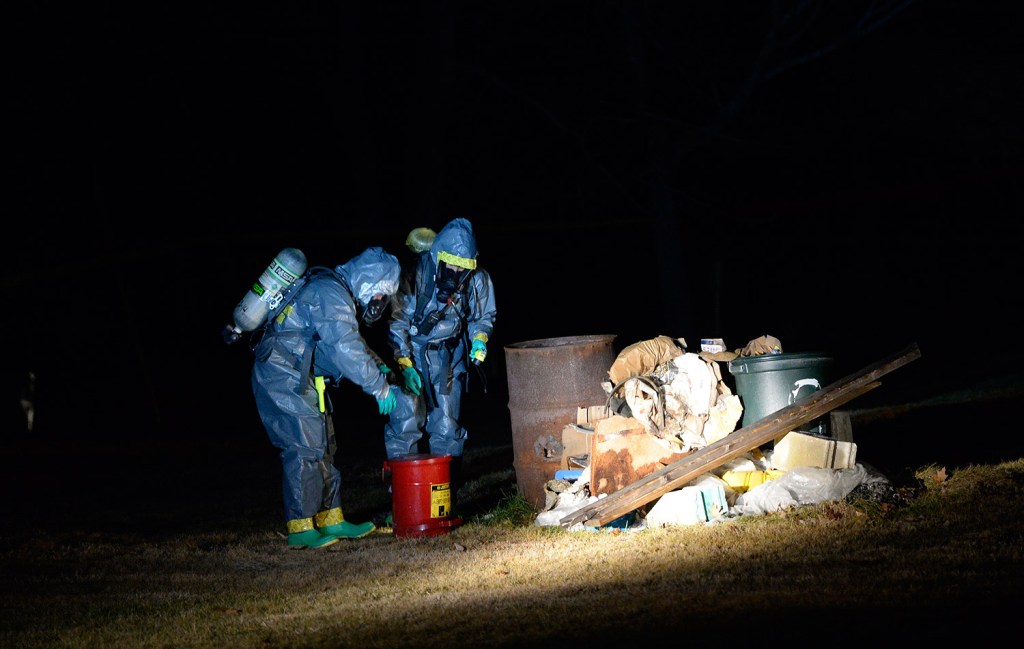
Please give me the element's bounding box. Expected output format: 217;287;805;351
727;352;834;441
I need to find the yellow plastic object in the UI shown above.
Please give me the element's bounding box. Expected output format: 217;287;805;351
275;303;295;326
471;333;488;363
720;469;786;493
405;227;436;254
315;376;327;413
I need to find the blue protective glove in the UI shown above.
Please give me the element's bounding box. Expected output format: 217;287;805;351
378;363;392;375
471;338;488;364
377;390;397;415
401;366;423;396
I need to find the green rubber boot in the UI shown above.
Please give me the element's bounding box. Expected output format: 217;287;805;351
319;520;376;539
288;529;340;549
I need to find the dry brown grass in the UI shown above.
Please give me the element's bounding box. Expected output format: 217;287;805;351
5;376;1024;647
2;441;1022;648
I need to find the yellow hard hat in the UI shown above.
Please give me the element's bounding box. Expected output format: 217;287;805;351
405;227;436;254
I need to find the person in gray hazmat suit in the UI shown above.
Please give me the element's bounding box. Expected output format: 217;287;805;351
252;246;402;549
384;218;497;504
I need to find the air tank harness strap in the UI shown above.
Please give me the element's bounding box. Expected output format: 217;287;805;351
297;331;319;397
315;376;327;413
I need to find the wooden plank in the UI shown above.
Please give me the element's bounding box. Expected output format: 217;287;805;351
559;342;922;528
830;410;854;443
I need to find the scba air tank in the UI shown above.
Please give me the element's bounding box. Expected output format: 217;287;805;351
225;248;307;342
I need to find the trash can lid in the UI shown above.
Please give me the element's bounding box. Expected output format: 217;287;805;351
728;352;834;375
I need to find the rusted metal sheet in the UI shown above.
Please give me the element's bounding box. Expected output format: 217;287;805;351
504;335;617;510
561;423;691;496
589;429;691;497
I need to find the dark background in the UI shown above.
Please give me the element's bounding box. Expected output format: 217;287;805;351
7;2;1022;467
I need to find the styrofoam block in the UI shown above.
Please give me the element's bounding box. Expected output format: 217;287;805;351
772;432;857;470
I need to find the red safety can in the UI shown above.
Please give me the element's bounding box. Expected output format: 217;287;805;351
383;453;463;538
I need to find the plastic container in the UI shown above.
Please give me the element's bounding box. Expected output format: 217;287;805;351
727;352;834;440
719;469;787;493
645;484;729;527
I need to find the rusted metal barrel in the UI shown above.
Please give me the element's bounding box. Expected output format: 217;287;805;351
504;335;617;510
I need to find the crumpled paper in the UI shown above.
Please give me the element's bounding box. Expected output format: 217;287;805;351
607;335;686;386
739;334;783;357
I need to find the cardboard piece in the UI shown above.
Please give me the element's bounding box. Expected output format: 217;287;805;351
576;405;611;425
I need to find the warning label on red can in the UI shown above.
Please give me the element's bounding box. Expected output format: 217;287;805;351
431;483;452;518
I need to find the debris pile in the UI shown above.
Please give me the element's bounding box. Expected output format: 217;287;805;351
602;335;742;454
534;333;890;529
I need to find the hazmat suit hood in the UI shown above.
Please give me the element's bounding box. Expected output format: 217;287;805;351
335;247;401;323
429;218;479;303
429;218;478;270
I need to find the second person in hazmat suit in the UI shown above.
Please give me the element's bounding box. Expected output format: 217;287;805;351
399;226;436;301
385;218;497;504
252;246;402;549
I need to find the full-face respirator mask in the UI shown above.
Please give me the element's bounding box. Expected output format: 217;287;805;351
435;262;473;303
361;293;390;325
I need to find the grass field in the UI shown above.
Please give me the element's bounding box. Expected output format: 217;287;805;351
2;377;1023;647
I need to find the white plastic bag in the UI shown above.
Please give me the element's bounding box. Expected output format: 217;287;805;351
731;464;871;516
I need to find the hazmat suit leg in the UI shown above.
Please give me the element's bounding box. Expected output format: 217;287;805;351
317;410;344;515
425;373;467;458
279;439;334;523
253;374;342;527
383;388;426;459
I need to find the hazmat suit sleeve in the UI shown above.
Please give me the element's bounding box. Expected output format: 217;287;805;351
465;268;497;343
312;280;390;400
